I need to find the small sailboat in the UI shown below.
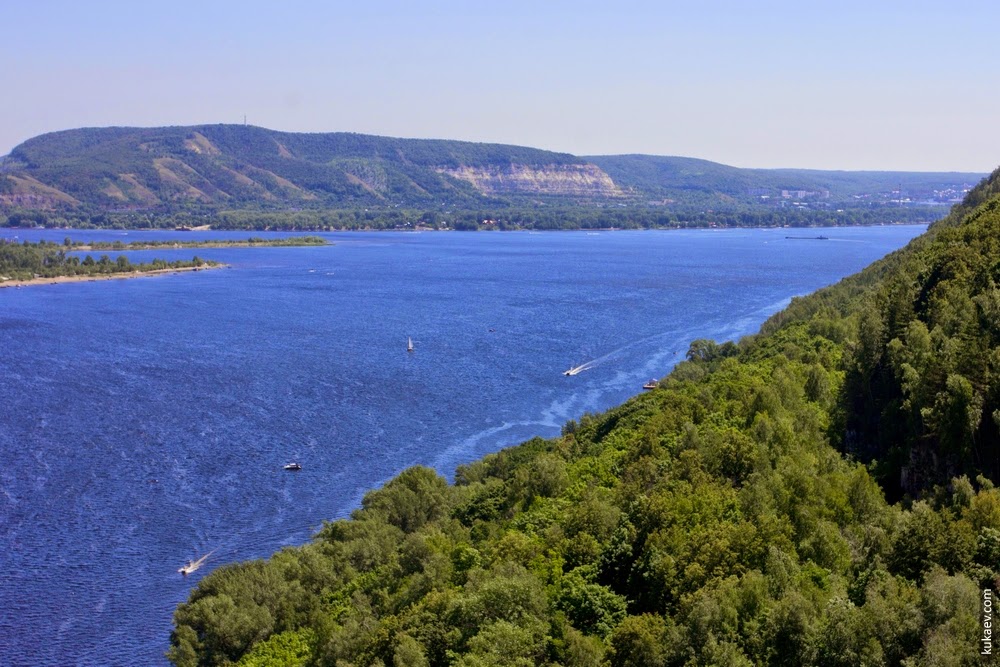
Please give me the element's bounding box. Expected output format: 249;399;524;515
407;337;414;353
179;550;214;576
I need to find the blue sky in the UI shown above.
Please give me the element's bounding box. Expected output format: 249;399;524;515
3;0;998;171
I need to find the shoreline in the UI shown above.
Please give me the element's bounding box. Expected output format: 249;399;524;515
0;263;225;289
0;221;931;235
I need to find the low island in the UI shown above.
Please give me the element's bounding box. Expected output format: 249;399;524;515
63;235;329;251
0;238;221;288
0;236;330;288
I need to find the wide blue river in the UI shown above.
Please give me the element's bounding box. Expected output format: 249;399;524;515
0;225;924;665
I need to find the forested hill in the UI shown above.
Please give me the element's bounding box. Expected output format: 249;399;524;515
0;125;618;209
0;125;982;218
170;168;1000;666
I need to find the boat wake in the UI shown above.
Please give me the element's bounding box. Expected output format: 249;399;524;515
562;361;597;376
563;329;683;377
178;550;214;576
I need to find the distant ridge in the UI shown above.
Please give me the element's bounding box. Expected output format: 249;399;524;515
0;125;620;210
586;154;981;205
0;125;984;214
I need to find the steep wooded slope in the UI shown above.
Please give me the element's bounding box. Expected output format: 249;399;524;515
169;169;1000;667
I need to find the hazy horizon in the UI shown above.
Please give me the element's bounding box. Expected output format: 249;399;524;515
4;0;999;172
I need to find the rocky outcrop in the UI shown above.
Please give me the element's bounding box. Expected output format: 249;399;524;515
0;175;79;208
183;132;222;156
437;163;622;198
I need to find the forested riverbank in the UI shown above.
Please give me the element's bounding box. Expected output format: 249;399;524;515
2;205;941;233
170;168;1000;666
170;170;1000;666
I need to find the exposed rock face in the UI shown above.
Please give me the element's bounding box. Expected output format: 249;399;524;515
438;163;622;198
0;175;80;208
183;132;222;156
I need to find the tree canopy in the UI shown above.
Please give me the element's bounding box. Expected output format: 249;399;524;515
170;168;1000;666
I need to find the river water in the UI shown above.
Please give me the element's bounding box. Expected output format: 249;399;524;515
0;225;925;665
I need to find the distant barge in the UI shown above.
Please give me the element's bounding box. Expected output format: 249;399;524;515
785;235;829;240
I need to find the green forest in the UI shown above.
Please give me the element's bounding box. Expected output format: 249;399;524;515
169;169;1000;666
1;204;940;232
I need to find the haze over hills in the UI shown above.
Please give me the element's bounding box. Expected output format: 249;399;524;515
0;125;983;217
586;154;981;206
